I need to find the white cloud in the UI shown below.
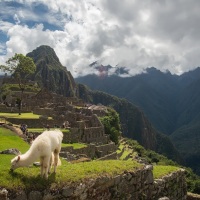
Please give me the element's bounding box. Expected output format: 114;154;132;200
1;0;200;77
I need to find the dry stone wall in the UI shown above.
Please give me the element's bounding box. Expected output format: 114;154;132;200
1;166;187;200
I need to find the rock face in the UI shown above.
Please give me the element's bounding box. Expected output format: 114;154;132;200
27;45;77;97
0;148;21;155
3;166;187;200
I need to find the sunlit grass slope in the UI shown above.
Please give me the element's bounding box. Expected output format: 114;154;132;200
0;127;143;190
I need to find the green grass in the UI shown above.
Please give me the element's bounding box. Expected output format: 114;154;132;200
0;154;142;190
61;143;87;149
0;128;29;153
0;127;181;192
120;149;131;160
0;127;142;190
116;143;124;154
153;165;180;179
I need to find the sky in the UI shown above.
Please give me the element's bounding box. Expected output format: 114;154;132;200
0;0;200;77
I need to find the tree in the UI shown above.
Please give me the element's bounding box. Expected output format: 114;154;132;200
0;53;36;115
100;108;121;144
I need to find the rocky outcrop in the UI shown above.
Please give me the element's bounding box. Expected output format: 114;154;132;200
0;148;21;155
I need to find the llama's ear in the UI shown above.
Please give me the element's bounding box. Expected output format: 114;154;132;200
17;155;20;162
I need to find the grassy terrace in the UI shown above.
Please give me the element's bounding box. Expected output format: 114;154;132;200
0;112;42;119
0;127;142;190
61;143;87;149
0;128;180;191
0;112;53;121
1;156;142;190
28;128;69;133
153;165;180;179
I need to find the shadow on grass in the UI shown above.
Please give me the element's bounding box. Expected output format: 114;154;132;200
9;170;57;190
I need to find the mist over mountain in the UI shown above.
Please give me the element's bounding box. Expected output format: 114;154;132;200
76;64;200;174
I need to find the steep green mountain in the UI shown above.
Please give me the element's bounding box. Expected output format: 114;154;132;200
27;45;77;97
75;66;200;174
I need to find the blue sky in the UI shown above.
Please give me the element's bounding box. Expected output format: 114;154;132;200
1;0;200;77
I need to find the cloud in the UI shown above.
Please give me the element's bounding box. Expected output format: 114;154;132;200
14;14;21;24
1;0;200;77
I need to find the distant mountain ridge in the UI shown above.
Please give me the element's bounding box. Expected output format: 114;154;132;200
76;65;200;174
76;66;200;134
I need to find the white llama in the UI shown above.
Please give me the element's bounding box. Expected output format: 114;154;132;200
10;129;63;179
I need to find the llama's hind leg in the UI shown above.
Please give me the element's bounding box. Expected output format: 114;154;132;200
53;150;59;173
48;153;53;174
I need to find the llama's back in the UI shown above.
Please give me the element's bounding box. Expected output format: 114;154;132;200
47;129;63;149
30;130;63;156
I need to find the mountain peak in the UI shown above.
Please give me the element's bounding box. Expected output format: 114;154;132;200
27;45;65;70
27;45;76;97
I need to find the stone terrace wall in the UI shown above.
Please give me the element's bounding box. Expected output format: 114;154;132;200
32;108;53;116
62;128;82;143
61;145;96;158
61;143;117;159
95;143;117;157
82;127;108;143
2;166;187;200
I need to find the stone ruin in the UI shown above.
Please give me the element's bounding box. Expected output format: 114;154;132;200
1;88;117;161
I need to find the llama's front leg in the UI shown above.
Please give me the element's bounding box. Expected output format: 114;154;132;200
43;157;50;179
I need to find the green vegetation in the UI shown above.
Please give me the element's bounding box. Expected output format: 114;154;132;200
0;154;142;190
153;165;180;179
126;139;177;166
100;107;121;144
0;128;29;152
0;126;183;193
122;138;200;194
116;143;124;154
0;127;142;191
0;53;36;115
1;83;40;93
120;149;131;160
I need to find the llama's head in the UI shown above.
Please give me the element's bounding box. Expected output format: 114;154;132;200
10;156;21;171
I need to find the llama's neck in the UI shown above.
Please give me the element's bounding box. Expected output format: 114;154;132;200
19;149;38;167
